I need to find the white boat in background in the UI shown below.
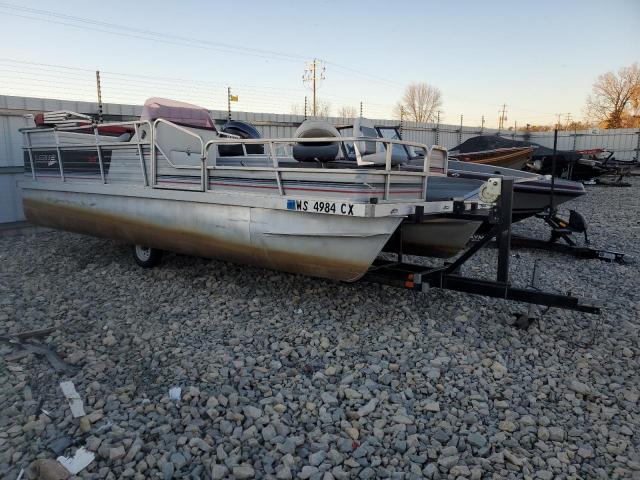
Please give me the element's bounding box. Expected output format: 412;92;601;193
19;98;494;281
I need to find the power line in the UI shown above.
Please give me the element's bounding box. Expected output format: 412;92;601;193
0;2;408;89
0;3;307;63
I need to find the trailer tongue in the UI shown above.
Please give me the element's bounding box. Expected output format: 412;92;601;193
362;179;602;325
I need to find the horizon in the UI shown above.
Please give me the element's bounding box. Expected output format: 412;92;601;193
0;0;638;128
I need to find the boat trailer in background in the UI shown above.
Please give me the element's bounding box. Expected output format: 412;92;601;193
506;132;628;264
362;179;602;326
508;211;628;264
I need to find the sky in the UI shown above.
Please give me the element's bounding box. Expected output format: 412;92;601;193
0;0;638;127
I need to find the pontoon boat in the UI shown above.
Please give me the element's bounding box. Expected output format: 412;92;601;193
19;98;495;280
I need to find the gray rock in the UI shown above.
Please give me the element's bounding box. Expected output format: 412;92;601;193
467;433;487;448
233;464;255;479
359;467;375;479
321;392;338;405
161;461;174;480
356;399;378;418
309;450;326;466
437;454;459;470
109;445;126;460
170;452;186;469
548;427;565;442
276;465;292;480
244;405;262;419
535;471;553;480
299;465;319;479
211;464;229;479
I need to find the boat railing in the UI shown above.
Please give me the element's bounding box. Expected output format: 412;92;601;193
22;118;444;203
22;120;153;186
203;136;436;201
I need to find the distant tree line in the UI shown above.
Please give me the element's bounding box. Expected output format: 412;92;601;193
289;63;639;130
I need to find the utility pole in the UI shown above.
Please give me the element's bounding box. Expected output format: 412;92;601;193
303;59;325;117
498;104;507;130
95;70;103;124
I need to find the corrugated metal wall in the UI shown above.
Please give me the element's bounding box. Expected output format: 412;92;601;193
1;94;639;225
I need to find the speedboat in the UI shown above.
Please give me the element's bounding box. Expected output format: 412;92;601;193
19;98;496;280
352;124;586;222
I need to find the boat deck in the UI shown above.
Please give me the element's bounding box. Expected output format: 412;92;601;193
21;118;458;216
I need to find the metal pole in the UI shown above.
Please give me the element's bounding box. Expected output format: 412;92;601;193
435;110;441;145
227;87;231;122
96;70;103;124
549;128;558;215
399;106;404;137
497;178;514;284
304;96;308;120
458;114;463;145
360;101;363;117
93;127;106;184
481;115;485;132
312;59;317;117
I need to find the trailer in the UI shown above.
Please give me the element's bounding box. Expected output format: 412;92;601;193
362;179;602;327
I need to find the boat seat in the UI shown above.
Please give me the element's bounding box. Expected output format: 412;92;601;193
353;117;405;166
292;119;340;162
219;120;264;156
427;146;448;174
139;97;220;168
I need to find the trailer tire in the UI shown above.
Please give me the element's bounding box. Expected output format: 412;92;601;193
133;245;163;268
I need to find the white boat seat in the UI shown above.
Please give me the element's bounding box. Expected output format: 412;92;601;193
353;117;405;166
292;119;340;162
139;97;220;168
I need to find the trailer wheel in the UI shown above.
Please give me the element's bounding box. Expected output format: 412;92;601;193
132;245;163;268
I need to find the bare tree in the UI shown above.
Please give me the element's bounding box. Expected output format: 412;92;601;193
314;100;331;118
395;83;442;123
585;63;640;128
338;106;358;119
290;103;303;116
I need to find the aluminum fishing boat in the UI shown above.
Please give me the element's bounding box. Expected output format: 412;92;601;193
19;98;495;280
449;146;535;170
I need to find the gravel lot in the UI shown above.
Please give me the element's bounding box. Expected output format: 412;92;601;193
1;178;639;480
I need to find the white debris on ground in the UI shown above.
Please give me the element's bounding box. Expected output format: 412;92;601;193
57;447;95;475
0;178;639;479
59;381;85;418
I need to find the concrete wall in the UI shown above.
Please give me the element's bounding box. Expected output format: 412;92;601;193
2;94;639;224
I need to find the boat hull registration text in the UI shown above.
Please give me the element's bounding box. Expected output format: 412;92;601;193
287;199;355;215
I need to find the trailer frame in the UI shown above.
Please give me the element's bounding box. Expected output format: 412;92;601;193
362;178;602;319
